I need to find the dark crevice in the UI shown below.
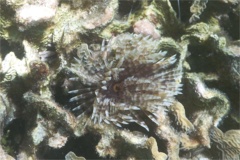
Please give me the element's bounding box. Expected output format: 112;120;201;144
118;0;142;18
218;11;240;40
2;118;26;157
169;0;192;23
187;43;218;73
37;132;101;159
0;38;25;60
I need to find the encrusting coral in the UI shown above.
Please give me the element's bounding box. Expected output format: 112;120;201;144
210;127;240;160
210;126;240;160
0;0;239;159
65;151;86;160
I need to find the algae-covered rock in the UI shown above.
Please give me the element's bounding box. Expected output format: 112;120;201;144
23;91;77;132
0;90;17;159
0;145;15;160
189;0;208;23
52;0;118;52
183;73;230;147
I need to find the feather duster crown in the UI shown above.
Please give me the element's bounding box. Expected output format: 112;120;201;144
68;33;182;131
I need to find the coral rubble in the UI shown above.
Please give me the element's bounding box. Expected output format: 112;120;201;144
0;0;239;159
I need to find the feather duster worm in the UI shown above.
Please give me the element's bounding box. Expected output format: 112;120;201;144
68;33;182;131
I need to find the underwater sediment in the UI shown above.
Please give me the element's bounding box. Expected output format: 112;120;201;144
0;0;239;159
